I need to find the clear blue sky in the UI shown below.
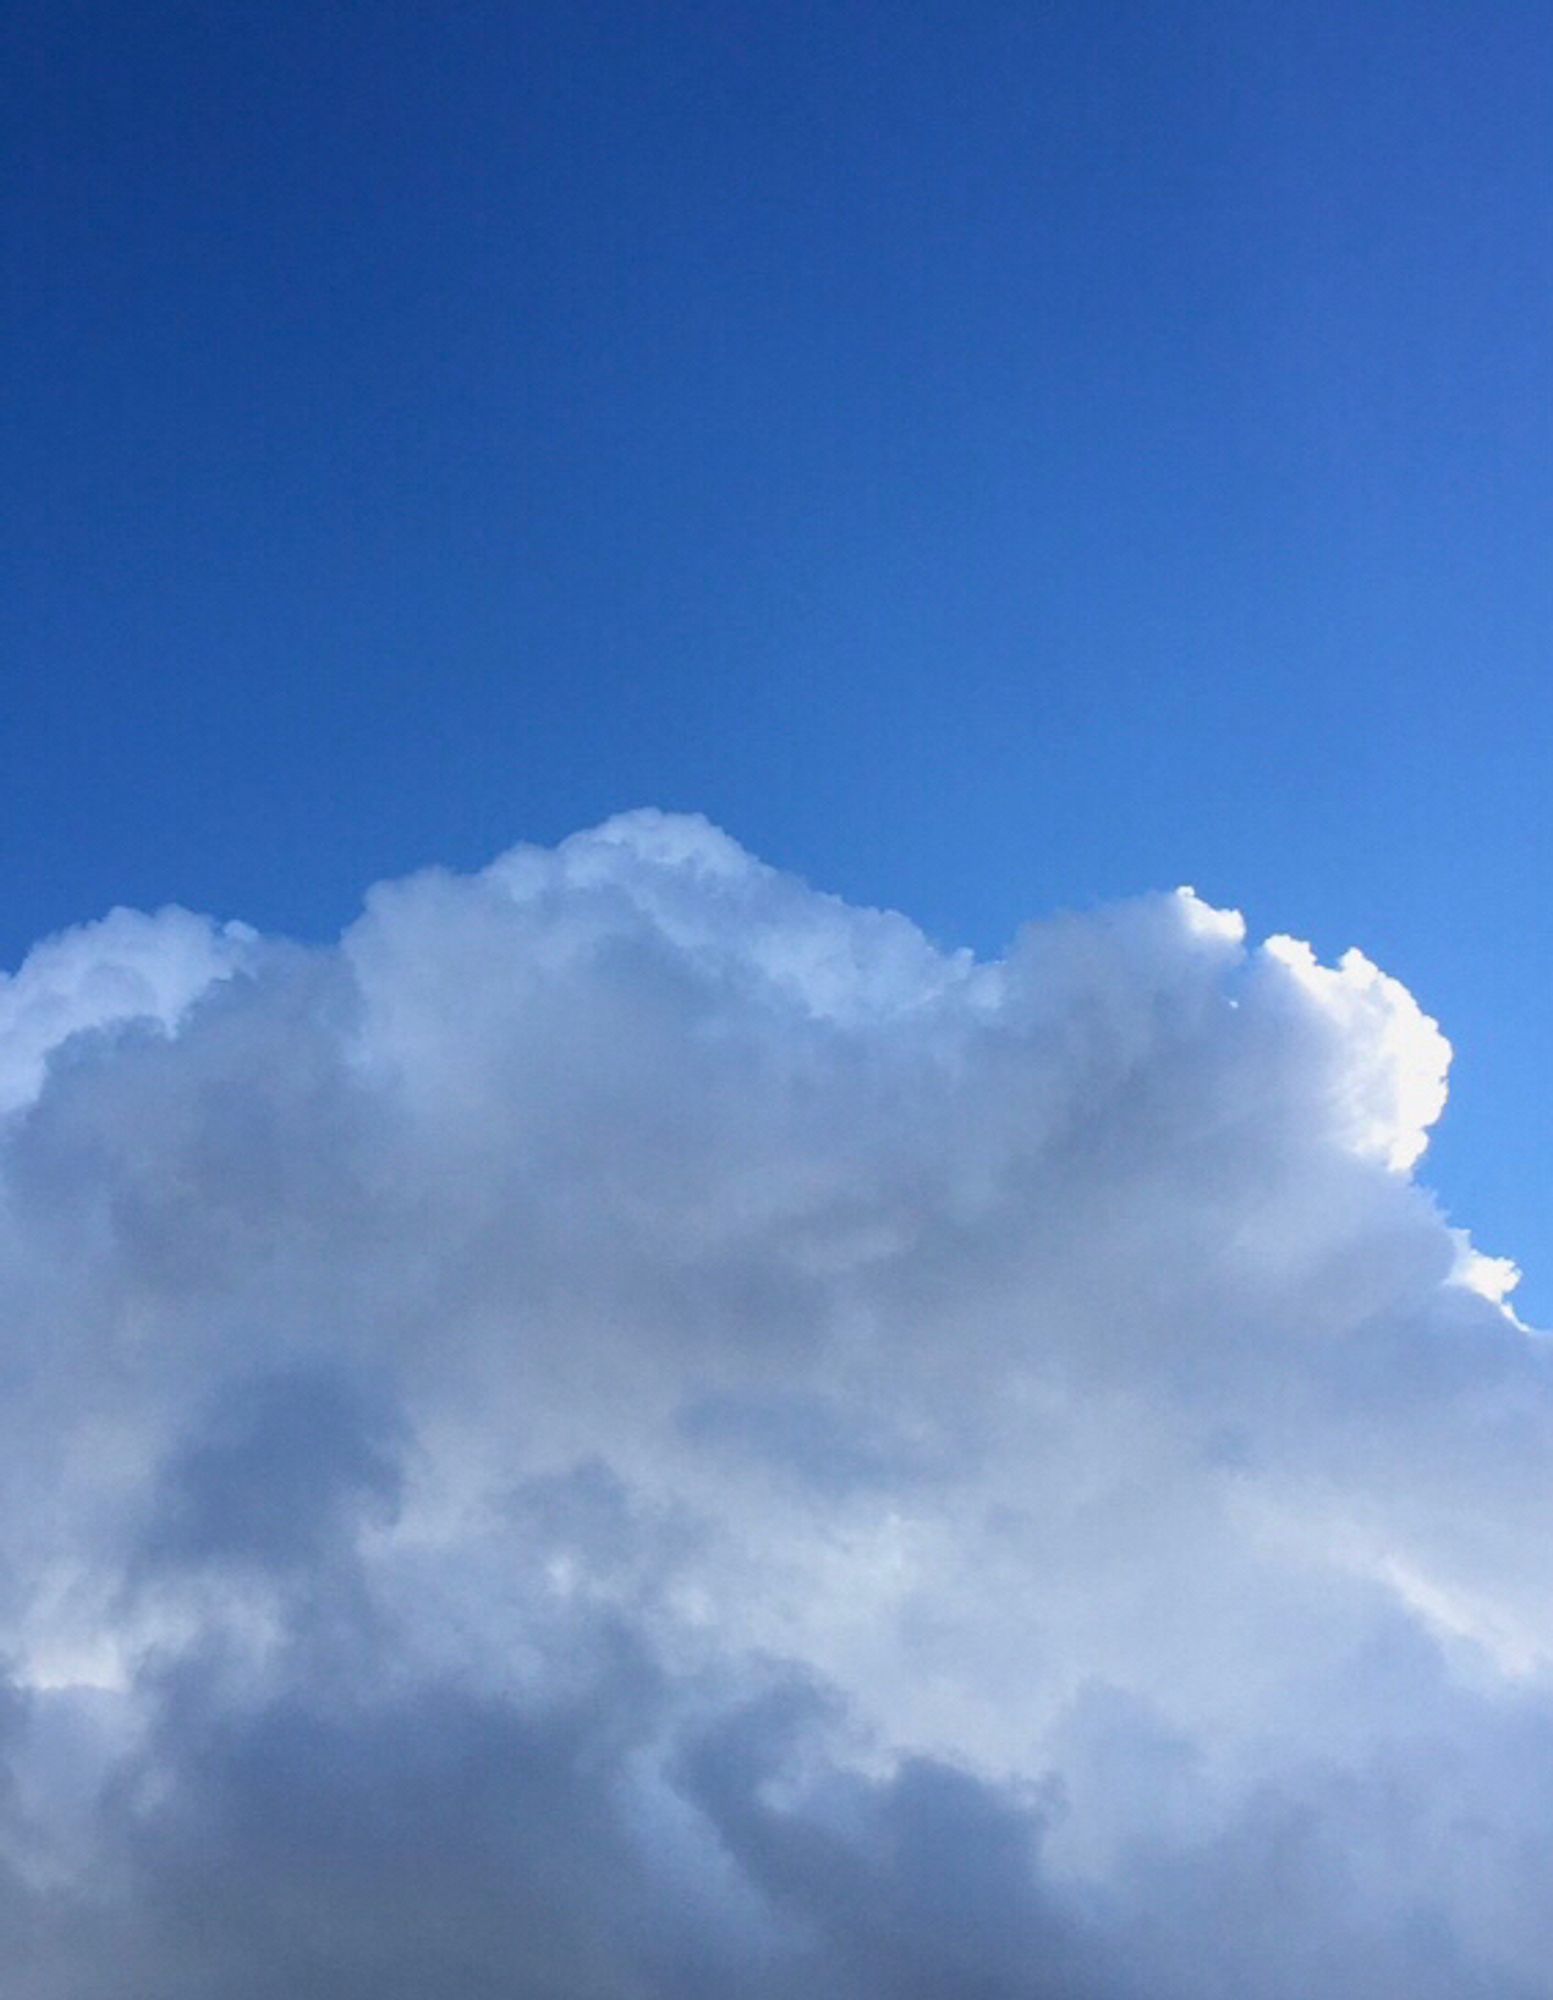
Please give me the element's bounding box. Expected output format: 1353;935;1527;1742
5;2;1550;1310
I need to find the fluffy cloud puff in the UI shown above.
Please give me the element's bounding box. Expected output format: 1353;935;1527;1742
0;812;1548;1997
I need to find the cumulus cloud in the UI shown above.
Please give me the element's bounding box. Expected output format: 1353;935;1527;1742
0;811;1547;1997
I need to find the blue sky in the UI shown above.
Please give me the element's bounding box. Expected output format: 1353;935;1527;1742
5;0;1550;1311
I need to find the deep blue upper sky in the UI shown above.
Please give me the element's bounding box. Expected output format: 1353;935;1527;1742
5;1;1550;1309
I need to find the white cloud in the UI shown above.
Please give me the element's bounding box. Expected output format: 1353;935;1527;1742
1259;933;1451;1171
0;811;1547;1997
0;905;255;1117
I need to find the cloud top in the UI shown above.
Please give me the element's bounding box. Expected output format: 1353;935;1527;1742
0;814;1546;1997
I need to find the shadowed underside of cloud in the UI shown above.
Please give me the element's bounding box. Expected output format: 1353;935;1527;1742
0;811;1548;1997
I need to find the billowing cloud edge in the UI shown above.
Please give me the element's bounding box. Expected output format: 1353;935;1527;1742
0;812;1546;1999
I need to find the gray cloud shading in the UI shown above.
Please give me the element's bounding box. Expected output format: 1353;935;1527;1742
0;811;1548;1996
